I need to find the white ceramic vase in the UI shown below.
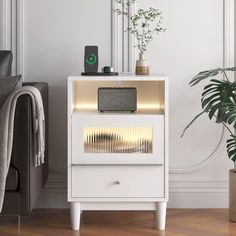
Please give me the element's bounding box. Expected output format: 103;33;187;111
135;53;149;75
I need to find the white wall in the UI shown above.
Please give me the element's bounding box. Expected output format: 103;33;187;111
21;0;112;208
134;0;233;207
0;0;234;208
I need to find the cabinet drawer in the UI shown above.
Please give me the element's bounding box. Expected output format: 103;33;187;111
71;166;164;198
71;114;164;165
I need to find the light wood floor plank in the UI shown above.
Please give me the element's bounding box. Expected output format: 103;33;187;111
0;209;236;236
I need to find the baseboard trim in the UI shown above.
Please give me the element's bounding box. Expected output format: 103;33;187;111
36;177;229;208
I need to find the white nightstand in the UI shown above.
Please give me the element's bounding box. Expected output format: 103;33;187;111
67;73;169;230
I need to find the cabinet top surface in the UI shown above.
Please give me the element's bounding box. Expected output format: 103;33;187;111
68;73;168;81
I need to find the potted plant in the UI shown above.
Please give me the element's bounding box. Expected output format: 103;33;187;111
181;67;236;221
115;0;166;75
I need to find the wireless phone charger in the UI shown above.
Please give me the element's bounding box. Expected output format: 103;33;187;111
84;46;98;73
81;46;118;76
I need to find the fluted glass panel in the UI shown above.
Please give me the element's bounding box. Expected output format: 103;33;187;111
84;127;153;154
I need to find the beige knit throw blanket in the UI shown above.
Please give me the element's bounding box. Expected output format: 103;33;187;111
0;86;45;212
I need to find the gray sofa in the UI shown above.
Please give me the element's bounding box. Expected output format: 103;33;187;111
0;50;48;215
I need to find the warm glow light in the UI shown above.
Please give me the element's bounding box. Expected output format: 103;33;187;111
84;127;153;154
75;103;162;111
137;103;162;110
75;104;97;110
160;105;165;110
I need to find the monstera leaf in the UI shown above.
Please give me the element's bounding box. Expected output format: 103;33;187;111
190;67;236;86
182;66;236;163
227;135;236;163
221;102;236;129
201;79;236;123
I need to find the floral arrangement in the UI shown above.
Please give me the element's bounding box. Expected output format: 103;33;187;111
115;0;166;54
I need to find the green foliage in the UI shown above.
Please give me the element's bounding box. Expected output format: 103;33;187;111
227;135;236;162
115;0;165;54
190;67;236;86
182;67;236;163
201;79;236;123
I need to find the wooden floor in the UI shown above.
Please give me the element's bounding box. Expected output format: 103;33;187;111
0;209;236;236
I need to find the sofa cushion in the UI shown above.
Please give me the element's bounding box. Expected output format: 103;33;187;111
0;75;22;108
5;166;19;191
0;51;13;76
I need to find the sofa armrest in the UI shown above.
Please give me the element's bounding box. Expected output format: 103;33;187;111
23;82;49;179
9;82;49;215
11;82;48;171
26;82;49;185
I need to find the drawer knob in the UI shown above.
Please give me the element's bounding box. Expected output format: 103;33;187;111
114;181;120;185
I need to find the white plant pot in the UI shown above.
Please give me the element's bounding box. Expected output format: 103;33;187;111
135;53;149;75
229;169;236;222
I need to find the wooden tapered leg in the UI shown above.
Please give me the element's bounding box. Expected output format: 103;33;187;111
70;202;81;230
154;202;167;230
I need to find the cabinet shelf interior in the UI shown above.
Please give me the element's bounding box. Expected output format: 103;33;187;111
72;80;165;114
